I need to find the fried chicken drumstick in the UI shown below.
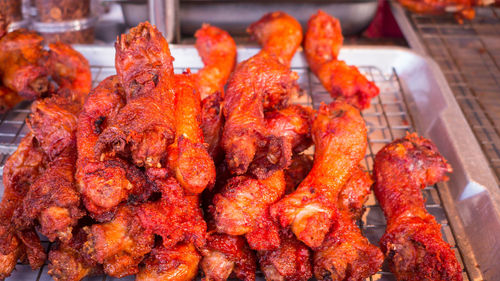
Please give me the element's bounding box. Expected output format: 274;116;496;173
373;133;462;281
304;11;379;110
222;11;302;177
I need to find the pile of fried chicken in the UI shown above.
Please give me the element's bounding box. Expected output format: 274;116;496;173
0;10;463;281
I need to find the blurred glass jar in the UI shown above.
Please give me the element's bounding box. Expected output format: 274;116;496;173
34;0;90;22
0;0;23;23
32;16;96;43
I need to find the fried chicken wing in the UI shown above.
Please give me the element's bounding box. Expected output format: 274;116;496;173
137;243;201;281
270;101;367;248
137;168;206;249
48;227;102;281
83;204;154;277
284;154;313;194
77;76;150;219
195;24;236;100
313;167;383;281
258;230;313;281
48;42;92;104
396;0;493;22
373;133;462;281
195;25;236;161
0;29;49;100
212;170;285;250
15;148;84;243
222;12;301;176
201;223;257;281
168;73;216;194
96;22;176;168
304;11;379;110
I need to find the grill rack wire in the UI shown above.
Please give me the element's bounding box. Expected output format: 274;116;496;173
0;64;470;280
403;6;500;188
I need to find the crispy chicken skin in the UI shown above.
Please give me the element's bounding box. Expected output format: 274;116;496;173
0;133;48;278
137;168;207;249
97;22;176;168
212;170;285;237
83;204;154;277
0;29;49;100
137;243;201;281
48;227;102;281
284;154;313;194
396;0;484;22
195;24;237;100
16;148;84;243
259;230;313;281
373;133;462;281
48;42;92;104
77;76;150;219
195;25;236;161
28;95;80;160
304;11;379;110
222;12;301;176
270;101;367;248
313;167;383;281
201;220;257;281
168;73;216;194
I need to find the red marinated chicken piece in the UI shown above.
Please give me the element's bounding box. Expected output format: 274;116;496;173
96;22;176;168
270;100;367;248
222;12;302;177
373;133;462;281
304;11;379;110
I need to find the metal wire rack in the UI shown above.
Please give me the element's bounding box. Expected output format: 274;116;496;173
400;6;500;186
0;64;469;280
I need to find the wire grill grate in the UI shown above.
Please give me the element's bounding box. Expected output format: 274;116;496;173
0;64;469;280
404;6;500;186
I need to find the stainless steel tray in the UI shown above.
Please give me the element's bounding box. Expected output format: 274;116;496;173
2;45;497;280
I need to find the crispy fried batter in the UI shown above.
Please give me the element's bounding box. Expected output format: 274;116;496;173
48;227;102;281
83;204;154;278
222;12;301;176
304;11;379;109
270;101;367;248
137;168;207;249
97;22;176;168
77;76;150;219
137;243;201;281
259;230;313;281
373;133;462;281
0;85;22;113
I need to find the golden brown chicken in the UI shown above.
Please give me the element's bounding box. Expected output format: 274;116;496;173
83;204;154;278
195;24;236;161
270;100;367;248
167;72;216;194
373;133;462;281
137;168;207;249
258;230;313;281
96;22;176;168
0;29;49;100
284;154;313;195
313;167;383;281
304;11;379;110
77;76;150;219
222;12;301;177
48;227;102;281
137;243;201;281
396;0;493;22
